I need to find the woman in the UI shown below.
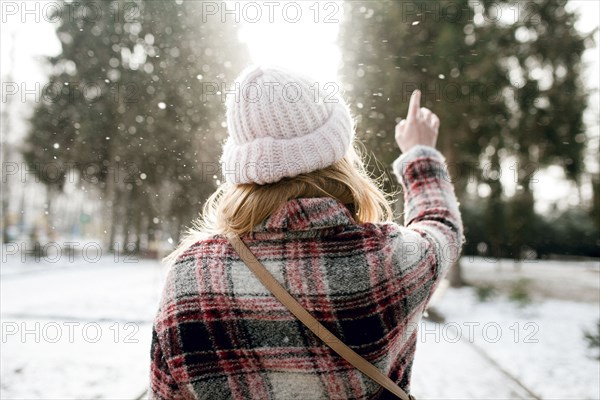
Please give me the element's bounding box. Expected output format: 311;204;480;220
149;65;464;399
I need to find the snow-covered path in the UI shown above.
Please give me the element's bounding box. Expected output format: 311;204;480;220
412;321;536;399
412;289;599;399
1;253;164;398
1;252;598;399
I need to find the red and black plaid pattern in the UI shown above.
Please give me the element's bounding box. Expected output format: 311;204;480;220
149;145;464;399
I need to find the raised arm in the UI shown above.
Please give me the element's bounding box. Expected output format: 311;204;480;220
391;90;465;296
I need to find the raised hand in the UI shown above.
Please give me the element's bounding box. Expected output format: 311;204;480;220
394;90;440;153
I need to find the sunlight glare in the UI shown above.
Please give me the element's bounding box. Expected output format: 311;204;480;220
237;1;343;83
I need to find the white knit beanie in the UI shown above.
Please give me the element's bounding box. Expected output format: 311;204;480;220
220;64;355;185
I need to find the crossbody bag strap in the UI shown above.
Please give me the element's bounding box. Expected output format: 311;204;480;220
226;233;415;400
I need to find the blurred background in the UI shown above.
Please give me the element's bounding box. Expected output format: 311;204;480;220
1;0;598;398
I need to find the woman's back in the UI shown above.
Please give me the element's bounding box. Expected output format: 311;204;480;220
151;149;463;399
149;65;464;399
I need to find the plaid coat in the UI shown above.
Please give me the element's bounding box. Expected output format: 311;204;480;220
149;145;464;399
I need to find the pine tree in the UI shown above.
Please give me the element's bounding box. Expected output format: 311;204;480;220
24;0;249;252
338;0;592;282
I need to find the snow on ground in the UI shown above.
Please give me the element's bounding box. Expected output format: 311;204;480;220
412;257;599;399
412;319;533;399
460;256;600;303
1;250;165;398
421;287;600;400
1;249;599;399
2;318;153;398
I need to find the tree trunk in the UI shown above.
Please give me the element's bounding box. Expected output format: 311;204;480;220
440;140;466;287
106;161;118;252
447;259;465;288
109;185;121;253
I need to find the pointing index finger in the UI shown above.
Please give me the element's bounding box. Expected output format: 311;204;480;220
407;90;421;121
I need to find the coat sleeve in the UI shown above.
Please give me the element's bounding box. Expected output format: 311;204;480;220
148;268;187;400
391;145;465;306
149;324;185;399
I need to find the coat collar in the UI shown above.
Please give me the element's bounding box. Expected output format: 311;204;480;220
252;197;356;232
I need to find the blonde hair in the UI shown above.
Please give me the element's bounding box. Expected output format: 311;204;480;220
162;142;396;267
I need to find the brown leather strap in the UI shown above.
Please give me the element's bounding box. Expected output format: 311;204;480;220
226;233;415;400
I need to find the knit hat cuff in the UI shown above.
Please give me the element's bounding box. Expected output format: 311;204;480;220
221;101;354;185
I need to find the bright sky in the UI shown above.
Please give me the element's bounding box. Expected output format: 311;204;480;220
237;1;343;82
1;0;599;214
